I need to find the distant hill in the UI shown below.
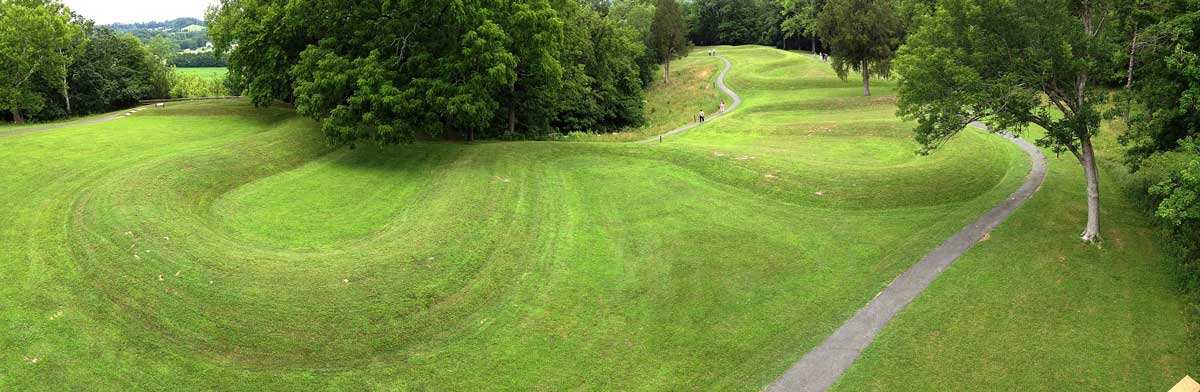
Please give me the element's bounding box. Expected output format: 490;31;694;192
109;17;204;33
107;18;211;51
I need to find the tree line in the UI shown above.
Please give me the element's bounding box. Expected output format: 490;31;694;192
207;0;696;143
1;0;172;123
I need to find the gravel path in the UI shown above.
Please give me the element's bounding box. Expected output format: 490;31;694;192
765;122;1048;392
638;56;742;143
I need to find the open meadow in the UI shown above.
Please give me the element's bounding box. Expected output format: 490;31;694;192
4;45;1193;390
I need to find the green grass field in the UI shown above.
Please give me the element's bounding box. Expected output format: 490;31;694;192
1;46;1194;390
175;66;228;80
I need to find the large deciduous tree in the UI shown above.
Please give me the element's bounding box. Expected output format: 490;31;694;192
211;0;647;144
648;0;688;83
815;0;902;96
0;0;80;123
895;0;1117;242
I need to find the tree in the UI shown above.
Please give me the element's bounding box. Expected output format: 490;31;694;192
648;0;688;83
68;27;170;113
146;35;179;64
555;1;647;132
1119;1;1198;168
895;0;1118;242
0;0;80;123
815;0;902;96
211;0;647;144
608;0;660;85
779;0;825;52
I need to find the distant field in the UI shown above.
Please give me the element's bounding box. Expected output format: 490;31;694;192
175;67;227;80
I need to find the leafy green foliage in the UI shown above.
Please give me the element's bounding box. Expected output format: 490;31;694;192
1121;2;1200;167
209;0;647;144
169;71;228;98
778;0;825;51
894;0;1118;241
608;0;661;85
815;0;902;95
0;0;81;122
1152;137;1200;226
68;26;171;113
649;0;689;65
895;0;1116;155
690;0;775;45
171;51;228;68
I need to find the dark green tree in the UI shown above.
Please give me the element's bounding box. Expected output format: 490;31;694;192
1119;1;1198;167
67;27;170;114
895;0;1118;242
648;0;688;83
210;0;647;144
779;0;825;52
815;0;902;96
0;0;81;123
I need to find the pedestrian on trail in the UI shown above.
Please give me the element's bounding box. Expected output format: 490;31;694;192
719;100;726;113
699;110;706;123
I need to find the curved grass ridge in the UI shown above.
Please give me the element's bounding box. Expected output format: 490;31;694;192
767;126;1048;392
2;46;1042;390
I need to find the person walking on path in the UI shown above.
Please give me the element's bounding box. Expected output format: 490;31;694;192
698;110;706;123
719;100;726;113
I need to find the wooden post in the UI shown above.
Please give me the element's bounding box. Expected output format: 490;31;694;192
1169;376;1200;392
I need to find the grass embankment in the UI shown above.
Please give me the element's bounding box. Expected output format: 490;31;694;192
829;103;1199;391
569;50;728;142
2;45;1189;390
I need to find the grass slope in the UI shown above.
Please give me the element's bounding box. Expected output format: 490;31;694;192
570;53;728;142
831;127;1200;391
3;46;1182;391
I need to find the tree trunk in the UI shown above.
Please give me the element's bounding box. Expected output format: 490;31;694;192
11;108;23;124
663;60;671;84
63;75;72;115
1079;139;1102;243
1125;28;1138;89
507;102;516;135
862;61;871;96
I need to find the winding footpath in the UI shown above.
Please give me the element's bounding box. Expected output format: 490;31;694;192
637;56;742;143
766;123;1048;391
638;54;1049;391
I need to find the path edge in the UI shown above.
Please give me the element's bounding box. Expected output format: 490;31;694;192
765;123;1048;392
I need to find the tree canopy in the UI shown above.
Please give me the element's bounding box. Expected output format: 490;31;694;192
0;0;80;123
1120;0;1200;167
648;0;688;83
209;0;648;144
895;0;1117;242
815;0;902;96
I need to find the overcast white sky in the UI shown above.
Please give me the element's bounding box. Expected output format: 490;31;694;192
62;0;217;24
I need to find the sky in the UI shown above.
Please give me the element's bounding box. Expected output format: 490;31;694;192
61;0;217;25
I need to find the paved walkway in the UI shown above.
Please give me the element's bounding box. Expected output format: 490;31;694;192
638;56;742;143
766;123;1048;392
